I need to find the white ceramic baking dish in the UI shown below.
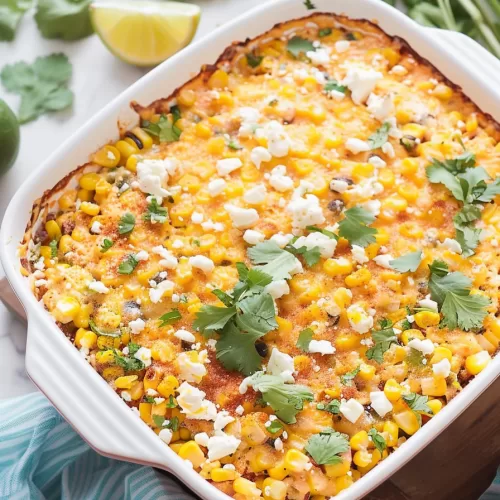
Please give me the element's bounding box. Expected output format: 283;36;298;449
2;1;500;498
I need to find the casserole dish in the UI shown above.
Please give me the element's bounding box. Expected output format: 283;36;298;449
2;0;500;498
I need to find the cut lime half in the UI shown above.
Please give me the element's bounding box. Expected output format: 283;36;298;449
0;99;20;172
90;1;201;67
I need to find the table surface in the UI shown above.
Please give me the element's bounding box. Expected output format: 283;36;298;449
0;2;498;498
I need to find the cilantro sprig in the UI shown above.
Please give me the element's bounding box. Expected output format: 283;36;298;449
246;53;263;68
305;428;349;465
338;206;378;247
143;198;168;224
159;309;181;327
118;254;139;275
118;213;135;235
142;107;182;143
368;122;391;150
248;241;298;280
390;250;423;273
296;328;314;352
100;238;114;253
368;428;387;454
366;319;398;363
316;399;341;414
340;365;360;386
287;36;315;58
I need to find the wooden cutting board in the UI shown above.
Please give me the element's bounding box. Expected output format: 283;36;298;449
1;277;498;499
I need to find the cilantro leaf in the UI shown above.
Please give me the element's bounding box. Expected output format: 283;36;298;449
226;137;243;150
428;152;476;175
193;305;237;334
453;204;482;226
389;250;423;273
403;392;432;413
152;415;165;427
118;213;135;235
165;395;176;408
127;342;140;356
316;399;341;414
304;0;316;9
428;261;489;330
236;293;278;337
35;0;93;41
100;238;114;253
306;225;338;240
286;243;321;267
0;0;33;41
366;320;397;363
338;206;377;247
159;309;181;327
324;80;347;94
287;36;315;58
88;319;121;337
318;28;332;37
212;288;234;307
296;328;314;352
246;269;273;288
305;429;349;465
246;53;263;68
118;254;139;275
368;122;391;150
340;366;360;386
248;241;298;280
142;113;181;143
246;373;314;423
455;225;482;257
114;351;144;372
267;420;283;434
49;239;58;258
143;198;168;224
368;428;387;453
32;53;73;83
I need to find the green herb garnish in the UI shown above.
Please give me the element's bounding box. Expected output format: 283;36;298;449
246;53;263;68
305;429;349;465
368;428;387;453
338;206;377;247
142;112;181;143
143;198;168;224
287;36;315;58
368;121;391;150
389;250;423;273
317;399;341;414
159;309;182;327
296;328;314;352
49;239;58;258
118;213;135;235
366;319;398;363
100;238;114;253
118;254;139;275
340;366;360;386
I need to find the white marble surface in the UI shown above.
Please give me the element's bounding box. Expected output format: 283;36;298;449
0;0;266;399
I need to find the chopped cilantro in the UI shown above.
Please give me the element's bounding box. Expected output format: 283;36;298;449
368;428;387;453
248;240;298;280
165;395;176;408
49;239;58;258
142;112;181;143
285;241;321;267
340;365;360;386
403;392;432;413
246;53;263;68
114;349;144;372
324;79;347;94
152;415;165;427
338;206;377;247
389;250;423;273
88;319;120;337
305;428;349;465
287;36;315;58
127;342;140;356
118;212;135;235
267;420;283;434
193;305;237;334
366;319;398;363
226;137;243;150
318;28;332;37
303;0;316;9
143;198;168;224
306;225;338;240
118;254;139;275
368;121;391;150
296;327;314;352
317;399;341;414
100;238;113;253
159;309;181;327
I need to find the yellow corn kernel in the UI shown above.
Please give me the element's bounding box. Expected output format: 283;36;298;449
358;363;376;381
262;478;287;500
394;410;419;435
384;379;403;402
77;188;93;202
210;468;237;482
345;268;371;288
45;220;62;242
324;458;350;478
417;81;435;91
53;296;81;324
466;114;478;134
233;477;261;497
352;163;374;182
268;461;289;480
102;366;124;381
465;351;491;375
382;47;400;66
58;190;77;211
353;450;372;468
250;450;276;473
414;311;440;328
178;88;196;107
402;124;426;142
421;376;447;397
333;287;352;308
178;441;205;469
395;107;412;125
207;136;225;155
79;173;101;191
374;228;390;246
335;333;361;351
124;155;137;173
427;399;443;415
195;122;212;139
350;431;370;451
394;346;407;363
74;328;88;348
139;402;153;425
95;178;112;195
401;329;424;345
284;449;310;473
430;347;453;365
324;135;343;148
131;127;153;149
208;69;229;89
276;317;292;335
378;168;395;188
358;448;382;474
432;83;453;101
92;145;120;168
129;381;144;400
399;221;424;239
114;141;136;164
79;201;100;217
96;349;115;364
335;474;353;493
157;375;179;398
383;420;399;447
365;243;380;260
323;257;353;277
397;184;418;203
115;375;138;389
179;428;191;441
382;195;408;212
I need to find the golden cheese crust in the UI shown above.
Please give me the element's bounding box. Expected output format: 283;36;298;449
21;13;500;499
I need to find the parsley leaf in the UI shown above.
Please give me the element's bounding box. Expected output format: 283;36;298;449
303;0;316;9
246;53;263;68
142;113;181;143
287;36;315;58
118;213;135;235
428;260;489;330
453;204;482;226
159;309;181;327
340;366;360;386
389;250;422;273
324;80;347;94
296;328;314;352
368;428;387;453
403;392;432;413
267;420;283;434
127;342;140;356
49;239;58;258
118;254;139;275
316;399;341;414
35;0;93;41
143;198;168;224
248;241;298;280
366;319;398;363
368;122;391;150
193;305;237;334
246;373;314;423
0;53;73;123
88;319;121;337
100;238;113;253
0;0;32;41
338;206;377;247
305;429;349;465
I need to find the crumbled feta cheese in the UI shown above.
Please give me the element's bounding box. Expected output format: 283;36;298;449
149;280;174;303
191;212;204;224
293;232;337;258
243;229;265;245
265;279;290;299
134;346;152;367
368;155;386;168
351;245;369;264
433;358;451;378
189;255;215;274
135;250;149;261
177;350;208;383
306;48;330;65
90;221;102;234
341;67;383;104
238;107;261;137
174;329;196;343
270;232;294;248
207;434;241;461
88;280;109;294
418;297;439;312
287;194;325;230
440;238;462;254
214;410;235;433
244;184;267;204
121;391;132;402
347;303;374;334
345;138;370;154
308;340;335;355
267;348;295;383
367;93;394;121
408;338;435;355
201;219;225;232
129;318;145;334
224;204;259;229
216;158;243;176
194;432;210;447
152;245;178;269
235;405;245;416
370;391;393;417
274;437;284;452
35;279;48;287
177;382;217;420
330;179;350;193
340;398;365;423
335;40;350;53
208;178;226;196
136;159;173;200
250;147;272;169
269;165;294;192
373;254;394;269
390;64;408;75
255;120;291;157
381;141;395;158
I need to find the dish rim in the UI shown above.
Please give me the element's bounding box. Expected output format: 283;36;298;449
2;1;500;499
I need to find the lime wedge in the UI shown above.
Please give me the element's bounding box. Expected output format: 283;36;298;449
90;1;201;67
0;99;20;172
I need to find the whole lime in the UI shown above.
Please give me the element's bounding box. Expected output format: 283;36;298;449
0;98;20;172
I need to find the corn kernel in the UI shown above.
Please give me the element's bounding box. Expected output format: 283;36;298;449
58;190;77;211
384;379;403;402
262;478;287;500
466;114;478;134
383;421;399;447
45;220;62;242
345;268;371;288
211;468;237;482
79;173;101;191
323;258;353;277
401;329;424;345
350;431;370;451
427;399;443;415
421;376;447;396
157;375;179;398
53;296;81;324
131;127;153;149
432;83;453;101
430;347;453;365
115;375;138;389
268;461;289;480
394;410;419;435
335;475;353;492
465;350;491;375
324;458;350;478
80;201;100;216
414;311;440;328
353;450;372;468
178;441;205;469
284;449;310;473
208;69;229;89
92;145;120;168
358;363;376;381
178;89;196;107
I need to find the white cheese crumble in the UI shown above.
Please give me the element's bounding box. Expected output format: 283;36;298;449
373;254;394;269
264;279;290;299
238;107;261;137
189;255;215;274
308;340;335;355
191;212;204;224
270;232;294;248
149;280;174;303
214;410;235;433
347;303;374;334
129;318;145;334
269;165;294;192
208;178;226;196
345;138;370;154
176;382;217;420
177;350;208;383
293;232;337;258
439;238;462;254
88;280;109;294
433;358;451;378
351;245;369;264
152;245;178;269
255;120;291;157
335;40;350;53
367;93;394;122
207;434;241;461
370;391;393;417
408;338;435;355
136;159;175;200
216;158;243;176
250;146;272;169
330;179;350;193
340;398;364;423
174;329;196;343
90;221;102;234
235;405;244;416
368;155;386;168
418;296;439;312
267;348;295;383
341;67;383;104
224;204;259;229
158;428;173;444
194;432;210;447
135;250;149;261
306;47;330;65
243;229;265;245
134;347;152;367
243;184;267;204
287;194;325;230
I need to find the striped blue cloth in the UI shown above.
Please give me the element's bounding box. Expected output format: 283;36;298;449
1;392;499;499
0;393;196;500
